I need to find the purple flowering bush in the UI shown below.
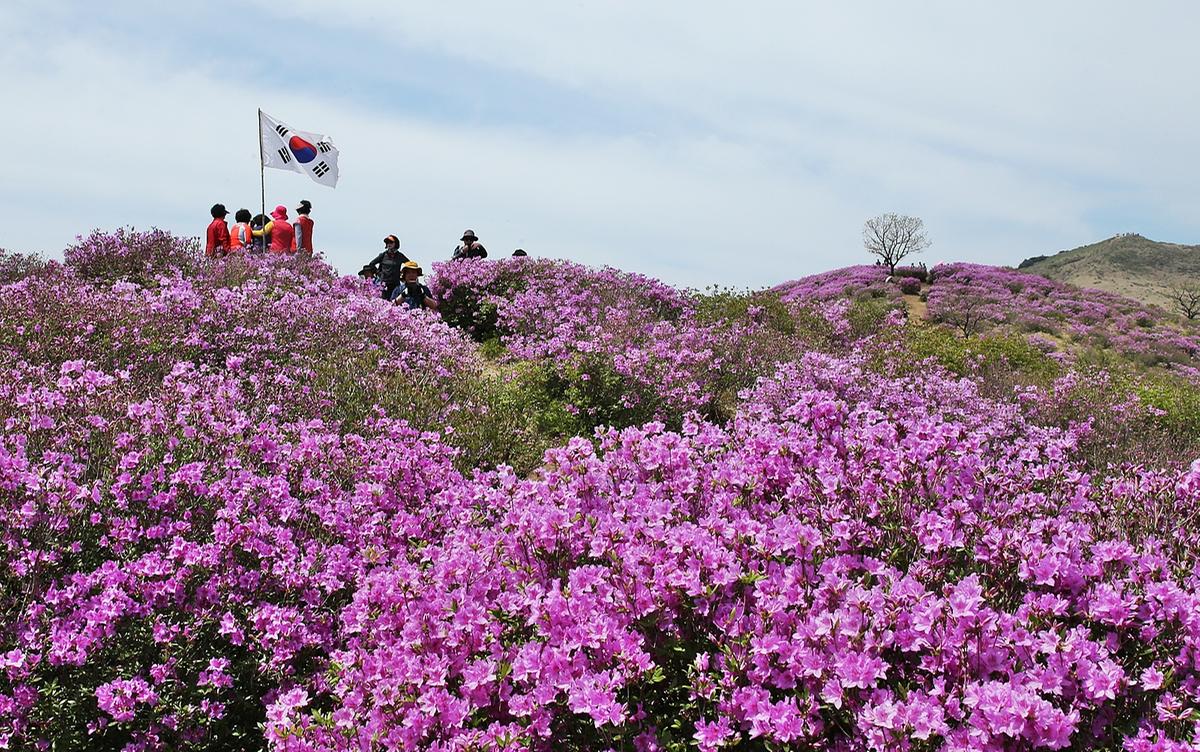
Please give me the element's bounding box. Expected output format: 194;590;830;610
774;265;905;306
0;249;52;285
925;263;1200;369
1;232;1199;750
429;257;690;348
430;259;809;427
63;227;206;285
273;357;1200;750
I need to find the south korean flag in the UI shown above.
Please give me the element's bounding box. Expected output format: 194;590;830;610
259;110;340;188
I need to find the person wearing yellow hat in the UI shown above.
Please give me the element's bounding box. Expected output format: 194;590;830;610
394;261;437;311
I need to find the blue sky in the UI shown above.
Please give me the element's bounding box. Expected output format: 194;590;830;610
1;1;1198;288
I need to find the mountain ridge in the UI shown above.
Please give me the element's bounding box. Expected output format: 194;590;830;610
1018;233;1200;311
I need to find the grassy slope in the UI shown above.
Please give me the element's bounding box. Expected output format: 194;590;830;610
1020;233;1200;310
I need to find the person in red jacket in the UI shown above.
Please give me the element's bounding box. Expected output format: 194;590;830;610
292;200;314;254
266;205;295;253
205;204;230;256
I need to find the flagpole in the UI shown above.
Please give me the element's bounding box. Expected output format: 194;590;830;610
257;108;266;246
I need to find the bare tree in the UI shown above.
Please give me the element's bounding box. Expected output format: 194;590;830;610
863;213;931;275
932;293;987;339
1166;285;1200;320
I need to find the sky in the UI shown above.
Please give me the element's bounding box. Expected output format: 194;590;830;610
1;1;1197;289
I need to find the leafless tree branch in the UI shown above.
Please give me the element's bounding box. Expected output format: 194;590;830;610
863;213;931;275
1166;285;1200;320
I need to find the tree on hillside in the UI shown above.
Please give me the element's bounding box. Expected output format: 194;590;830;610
1166;284;1200;320
863;213;931;275
932;292;987;339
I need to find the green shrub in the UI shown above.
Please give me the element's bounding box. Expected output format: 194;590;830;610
900;324;1061;387
692;287;796;336
846;297;900;340
446;363;583;476
1136;374;1200;450
479;337;506;360
551;353;666;432
790;306;839;350
438;290;504;342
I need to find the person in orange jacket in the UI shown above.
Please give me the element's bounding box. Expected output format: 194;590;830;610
205;204;230;256
292;200;314;253
229;209;254;252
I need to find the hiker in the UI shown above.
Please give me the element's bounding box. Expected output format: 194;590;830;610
512;248;528;257
229;209;254;253
292;200;314;254
358;264;384;293
393;261;437;311
451;229;488;260
364;235;410;300
205;204;230;257
250;214;269;253
266;205;295;253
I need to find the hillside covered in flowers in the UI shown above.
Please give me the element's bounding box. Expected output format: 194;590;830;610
1;230;1199;751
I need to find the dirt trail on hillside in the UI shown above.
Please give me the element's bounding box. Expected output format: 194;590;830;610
903;291;929;321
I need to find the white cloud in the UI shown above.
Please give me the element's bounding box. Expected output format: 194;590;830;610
1;2;1197;288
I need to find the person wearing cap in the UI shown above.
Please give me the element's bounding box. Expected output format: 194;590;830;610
357;263;384;293
451;229;488;261
229;209;254;253
364;235;410;300
292;200;314;254
205;203;231;257
249;213;269;254
393;261;437;311
261;205;296;253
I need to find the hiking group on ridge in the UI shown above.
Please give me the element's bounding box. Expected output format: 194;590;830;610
358;230;492;310
206;203;526;312
207;201;314;256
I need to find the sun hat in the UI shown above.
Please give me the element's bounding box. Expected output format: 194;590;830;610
460;229;478;241
400;260;423;275
270;205;288;220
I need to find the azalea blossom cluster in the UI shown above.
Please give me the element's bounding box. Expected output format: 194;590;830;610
63;227;208;284
0;248;52;285
925;263;1200;371
429;258;806;422
773;264;910;306
273;356;1200;751
0;230;1198;751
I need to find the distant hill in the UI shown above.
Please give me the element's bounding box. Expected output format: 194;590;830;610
1018;234;1200;311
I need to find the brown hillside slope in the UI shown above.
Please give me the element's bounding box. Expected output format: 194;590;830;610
1019;234;1200;311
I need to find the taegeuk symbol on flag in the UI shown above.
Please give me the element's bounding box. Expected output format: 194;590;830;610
259;110;339;188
